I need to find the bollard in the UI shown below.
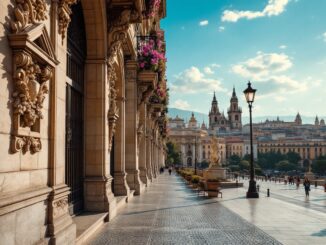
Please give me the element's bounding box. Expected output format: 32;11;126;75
267;188;270;197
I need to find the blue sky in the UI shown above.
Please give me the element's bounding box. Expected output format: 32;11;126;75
161;0;326;118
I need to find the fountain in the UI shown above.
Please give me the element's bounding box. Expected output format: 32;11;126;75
203;137;227;180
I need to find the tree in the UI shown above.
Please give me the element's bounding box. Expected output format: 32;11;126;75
239;160;250;170
166;141;181;166
242;154;251;161
286;151;301;164
312;160;326;175
276;160;297;172
257;152;287;170
229;154;241;165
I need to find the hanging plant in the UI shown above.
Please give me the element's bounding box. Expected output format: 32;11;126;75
147;0;161;18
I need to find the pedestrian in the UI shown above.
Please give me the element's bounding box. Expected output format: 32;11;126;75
315;181;318;188
303;178;311;197
296;177;300;189
168;167;172;175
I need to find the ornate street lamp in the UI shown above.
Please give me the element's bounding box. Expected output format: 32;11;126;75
243;81;259;198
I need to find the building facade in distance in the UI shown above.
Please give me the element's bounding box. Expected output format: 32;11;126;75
209;88;242;132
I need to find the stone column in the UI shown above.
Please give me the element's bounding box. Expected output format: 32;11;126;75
113;96;130;197
151;136;157;179
146;133;153;181
124;60;145;195
138;102;149;185
83;59;116;219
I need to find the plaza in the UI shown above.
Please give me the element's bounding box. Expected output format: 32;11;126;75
87;173;326;245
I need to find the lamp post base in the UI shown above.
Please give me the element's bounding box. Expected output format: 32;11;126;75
246;179;259;198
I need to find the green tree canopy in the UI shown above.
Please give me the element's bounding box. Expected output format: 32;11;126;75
257;152;287;169
286;151;301;164
312;159;326;175
239;160;250;170
275;160;297;172
229;154;241;165
166;141;181;166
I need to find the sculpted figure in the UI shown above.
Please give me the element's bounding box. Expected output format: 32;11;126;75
209;136;221;168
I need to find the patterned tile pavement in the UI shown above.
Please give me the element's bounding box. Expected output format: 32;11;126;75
87;173;281;245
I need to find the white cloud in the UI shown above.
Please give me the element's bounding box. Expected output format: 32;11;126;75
204;67;214;74
172;99;191;110
279;45;287;49
211;63;221;68
323;32;326;42
199;20;209;26
232;52;292;80
232;52;308;98
218;26;225;32
275;96;286;102
171;66;226;94
222;0;290;22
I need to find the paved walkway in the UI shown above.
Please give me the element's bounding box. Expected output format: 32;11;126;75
243;178;326;213
215;179;326;245
87;173;281;245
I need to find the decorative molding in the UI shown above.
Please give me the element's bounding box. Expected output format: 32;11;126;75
109;8;141;33
11;135;42;154
12;51;51;128
10;50;51;154
137;123;144;143
10;0;48;33
8;23;57;154
107;40;121;152
52;197;68;218
58;0;77;44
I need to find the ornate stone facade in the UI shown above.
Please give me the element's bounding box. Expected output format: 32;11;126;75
0;0;167;244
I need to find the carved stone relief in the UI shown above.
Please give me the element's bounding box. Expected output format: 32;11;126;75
58;0;77;43
107;43;120;152
9;2;58;154
52;197;69;218
10;0;48;33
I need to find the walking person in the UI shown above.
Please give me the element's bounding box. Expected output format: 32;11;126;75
303;178;311;197
296;177;300;189
168;167;172;175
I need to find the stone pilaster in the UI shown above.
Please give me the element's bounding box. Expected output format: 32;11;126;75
84;59;116;220
146;133;153;181
113;96;130;197
125;60;145;195
138;102;149;185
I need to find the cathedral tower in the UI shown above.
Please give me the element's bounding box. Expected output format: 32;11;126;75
227;87;242;130
295;112;302;125
209;92;221;128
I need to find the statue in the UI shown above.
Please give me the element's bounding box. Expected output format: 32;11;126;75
209;136;221;168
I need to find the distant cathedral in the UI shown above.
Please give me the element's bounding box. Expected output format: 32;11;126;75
209;87;242;132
